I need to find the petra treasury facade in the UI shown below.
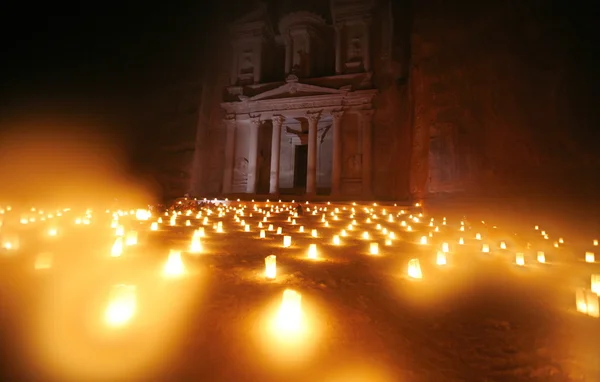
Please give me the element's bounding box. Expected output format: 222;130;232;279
183;0;460;200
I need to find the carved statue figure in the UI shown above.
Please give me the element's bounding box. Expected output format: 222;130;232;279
239;53;253;75
233;157;249;190
348;37;362;60
345;154;362;178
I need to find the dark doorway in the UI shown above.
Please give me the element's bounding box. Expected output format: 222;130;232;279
294;145;308;189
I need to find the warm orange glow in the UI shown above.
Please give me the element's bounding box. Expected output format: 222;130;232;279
104;284;137;327
190;236;202;253
408;259;422;279
332;235;341;245
369;242;379;255
125;231;138;246
111;237;123;257
500;241;506;249
419;236;427;245
274;289;303;334
585;252;595;263
283;235;292;247
515;253;525;266
308;244;318;259
537;251;546;263
150;222;158;231
591;275;600;295
163;250;184;277
35;252;53;270
576;288;599;318
260;230;266;238
265;255;276;279
436;251;446;265
481;244;490;253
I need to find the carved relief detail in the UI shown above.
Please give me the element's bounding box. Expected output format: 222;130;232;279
345;154;362;178
232;157;249;191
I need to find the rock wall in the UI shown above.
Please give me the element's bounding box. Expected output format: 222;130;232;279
409;0;600;198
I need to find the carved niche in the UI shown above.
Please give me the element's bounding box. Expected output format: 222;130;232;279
345;154;362;178
428;122;460;192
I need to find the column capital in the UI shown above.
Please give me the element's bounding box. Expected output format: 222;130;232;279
224;114;236;128
272;115;286;127
306;111;321;124
330;110;345;120
249;115;262;127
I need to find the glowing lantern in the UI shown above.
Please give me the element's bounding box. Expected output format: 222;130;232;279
576;288;599;318
277;227;283;235
190;236;202;253
268;224;274;231
459;226;465;232
299;226;304;233
481;244;490;253
164;250;184;277
244;224;250;232
274;289;303;333
185;220;191;226
260;230;266;239
419;236;427;245
35;252;53;270
332;235;341;245
408;259;423;279
500;241;506;250
311;229;318;238
125;231;138;246
308;244;318;259
115;225;125;237
104;284;137;327
591;274;600;295
475;233;481;240
111;237;123;257
594;240;599;246
515;253;525;266
559;237;564;244
586;252;595;263
135;209;150;220
537;251;546;263
170;216;176;226
158;217;163;224
362;231;370;240
436;251;446;265
150;222;158;231
369;242;379;255
283;236;292;248
385;239;392;246
265;255;276;279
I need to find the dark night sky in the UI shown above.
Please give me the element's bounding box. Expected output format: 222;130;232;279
0;1;229;120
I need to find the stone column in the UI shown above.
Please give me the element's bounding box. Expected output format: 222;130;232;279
330;110;344;196
363;19;371;72
247;116;261;194
306;111;321;196
360;110;374;198
222;115;237;194
334;24;343;74
269;115;285;195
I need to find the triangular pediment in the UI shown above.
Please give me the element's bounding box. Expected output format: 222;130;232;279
249;82;347;101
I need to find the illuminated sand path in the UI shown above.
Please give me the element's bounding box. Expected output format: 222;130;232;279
0;201;599;381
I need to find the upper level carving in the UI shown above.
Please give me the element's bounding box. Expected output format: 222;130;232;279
227;0;374;90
